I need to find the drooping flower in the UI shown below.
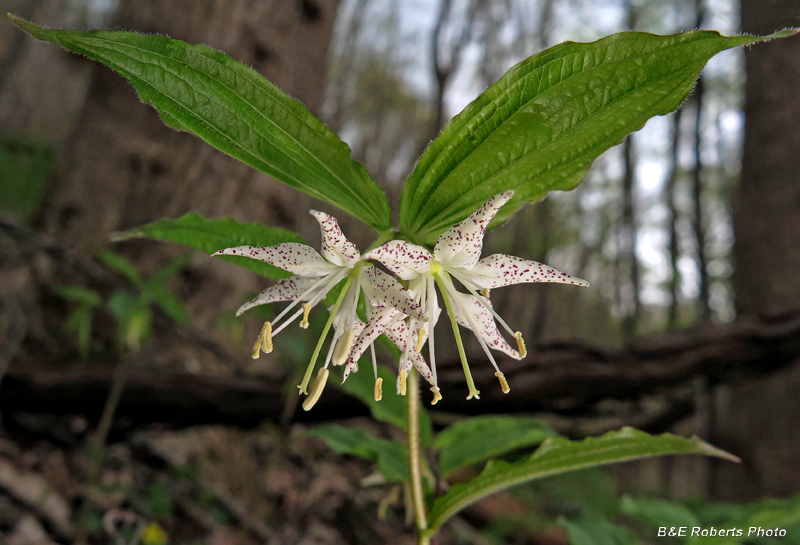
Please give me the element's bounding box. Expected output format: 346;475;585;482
213;210;423;410
364;191;589;403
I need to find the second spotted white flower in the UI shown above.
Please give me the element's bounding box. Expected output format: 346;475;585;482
364;191;589;403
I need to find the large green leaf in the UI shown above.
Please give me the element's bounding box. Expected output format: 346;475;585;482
425;427;738;535
113;213;305;280
9;16;392;233
434;416;555;478
399;29;798;245
306;425;408;483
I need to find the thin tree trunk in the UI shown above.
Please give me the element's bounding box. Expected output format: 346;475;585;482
713;0;800;500
691;81;711;321
619;0;640;340
665;108;684;328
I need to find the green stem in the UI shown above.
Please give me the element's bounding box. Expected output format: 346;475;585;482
434;273;480;399
407;370;429;543
297;274;355;394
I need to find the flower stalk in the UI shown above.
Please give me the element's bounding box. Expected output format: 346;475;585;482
406;370;429;544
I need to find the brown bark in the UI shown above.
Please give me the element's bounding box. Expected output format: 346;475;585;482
43;0;341;330
716;0;800;499
734;4;800;315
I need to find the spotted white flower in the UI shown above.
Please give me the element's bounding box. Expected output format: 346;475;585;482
364;191;589;403
213;210;423;410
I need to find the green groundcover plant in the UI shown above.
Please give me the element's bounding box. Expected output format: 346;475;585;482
9;14;798;543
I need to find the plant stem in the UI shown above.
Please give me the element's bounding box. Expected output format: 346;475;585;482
407;370;430;544
90;352;132;457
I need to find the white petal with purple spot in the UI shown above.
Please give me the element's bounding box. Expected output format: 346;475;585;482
363;241;431;280
434;191;513;269
310;210;360;268
214;243;337;276
467;254;590;289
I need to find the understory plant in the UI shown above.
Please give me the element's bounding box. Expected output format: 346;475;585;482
9;13;797;543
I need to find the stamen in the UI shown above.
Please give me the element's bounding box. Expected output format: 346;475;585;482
427;276;438;386
332;329;355;366
302;368;330;411
415;328;426;352
515;331;527;358
260;321;273;353
481;288;491;299
399;369;407;396
251;338;262;359
374;377;383;401
299;303;312;329
297;274;356;395
430;385;442;405
495;371;510;394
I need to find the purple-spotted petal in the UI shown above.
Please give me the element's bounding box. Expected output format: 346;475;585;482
363;241;431;280
236;276;320;316
451;291;521;359
434;191;513;269
360;266;425;320
384;319;435;386
343;306;400;381
214;243;337;277
467;254;590;289
310;210;360;267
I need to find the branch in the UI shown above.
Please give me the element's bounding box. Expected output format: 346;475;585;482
4;310;800;432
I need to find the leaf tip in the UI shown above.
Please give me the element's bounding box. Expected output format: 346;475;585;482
767;28;800;40
6;14;48;40
109;230;139;242
693;436;741;463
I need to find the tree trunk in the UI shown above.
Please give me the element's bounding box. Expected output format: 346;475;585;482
43;0;341;330
713;0;800;499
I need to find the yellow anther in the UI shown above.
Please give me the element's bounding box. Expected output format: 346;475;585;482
430;385;442;405
299;303;312;329
260;321;273;353
399;369;407;396
251;338;262;359
515;331;527;358
466;387;481;400
374;377;383;401
332;329;355;366
481;288;491;299
495;371;510;394
415;328;426;352
302;368;329;411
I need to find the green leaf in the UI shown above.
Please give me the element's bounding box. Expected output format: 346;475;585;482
98;250;143;285
306;425;408;483
9;16;392;232
338;363;432;446
113;213;305;280
144;283;190;325
53;286;102;307
399;29;799;245
425;427;738;535
434;416;556;478
0;134;54;222
63;307;94;359
558;513;639;545
620;496;700;530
